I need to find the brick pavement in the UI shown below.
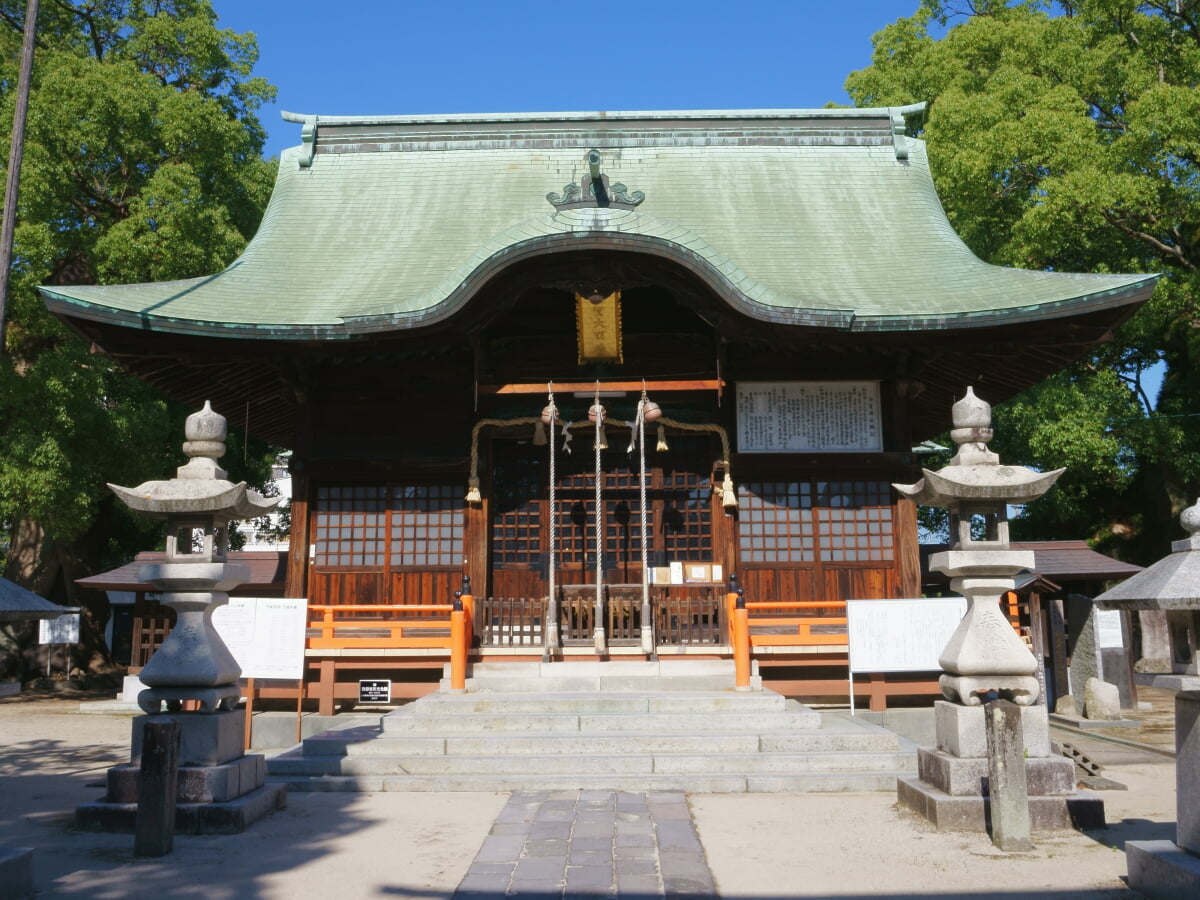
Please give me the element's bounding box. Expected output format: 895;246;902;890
454;790;717;898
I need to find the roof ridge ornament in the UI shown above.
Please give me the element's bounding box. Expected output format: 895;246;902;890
282;111;318;167
547;149;645;211
891;107;910;161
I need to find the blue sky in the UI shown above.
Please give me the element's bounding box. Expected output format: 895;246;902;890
211;1;925;159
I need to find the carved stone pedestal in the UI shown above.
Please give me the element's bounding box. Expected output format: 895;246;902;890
76;712;286;835
897;701;1104;832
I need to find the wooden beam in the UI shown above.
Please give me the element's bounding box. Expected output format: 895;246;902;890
479;378;723;395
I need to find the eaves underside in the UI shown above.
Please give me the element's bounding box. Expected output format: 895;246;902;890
42;275;1157;343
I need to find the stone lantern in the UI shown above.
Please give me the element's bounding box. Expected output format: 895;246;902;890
894;388;1102;832
108;401;278;714
894;387;1061;706
1093;499;1200;896
76;402;286;835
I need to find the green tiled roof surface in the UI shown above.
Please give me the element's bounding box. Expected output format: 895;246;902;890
40;109;1155;338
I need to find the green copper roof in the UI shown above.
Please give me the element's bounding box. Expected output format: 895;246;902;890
41;107;1156;339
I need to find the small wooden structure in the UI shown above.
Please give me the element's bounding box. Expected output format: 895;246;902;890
50;108;1156;706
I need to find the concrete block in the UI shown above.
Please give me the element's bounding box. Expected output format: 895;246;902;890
131;711;244;767
76;782;286;835
1127;841;1200;900
106;755;265;804
935;701;1051;758
1084;678;1122;720
986;698;1033;851
917;749;1074;797
1177;693;1200;855
898;776;1104;832
0;846;33;900
1054;694;1079;717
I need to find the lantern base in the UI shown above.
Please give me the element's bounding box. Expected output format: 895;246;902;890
939;673;1040;706
138;685;242;715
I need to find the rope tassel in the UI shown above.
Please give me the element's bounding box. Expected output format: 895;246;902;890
656;423;669;452
465;475;482;504
721;471;738;509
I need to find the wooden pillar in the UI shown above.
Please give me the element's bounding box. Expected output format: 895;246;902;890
285;471;310;600
464;438;489;613
285;386;314;601
1049;595;1070;702
317;658;336;716
1027;591;1050;707
896;498;921;598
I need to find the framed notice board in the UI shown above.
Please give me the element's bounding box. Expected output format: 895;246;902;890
736;381;882;452
845;597;967;713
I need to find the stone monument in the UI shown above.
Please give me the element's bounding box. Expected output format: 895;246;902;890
77;402;287;834
894;388;1104;832
1093;498;1200;897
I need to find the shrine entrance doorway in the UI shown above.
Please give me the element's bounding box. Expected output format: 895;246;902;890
486;434;728;649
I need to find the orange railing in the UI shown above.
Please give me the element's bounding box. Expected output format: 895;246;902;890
306;586;474;691
725;583;848;690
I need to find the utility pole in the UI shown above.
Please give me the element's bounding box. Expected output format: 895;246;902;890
0;0;40;359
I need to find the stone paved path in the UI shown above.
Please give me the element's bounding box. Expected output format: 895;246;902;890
453;790;718;897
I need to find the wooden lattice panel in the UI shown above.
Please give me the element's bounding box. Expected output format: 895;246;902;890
737;481;814;563
389;485;464;567
738;480;894;563
313;486;387;566
815;481;894;562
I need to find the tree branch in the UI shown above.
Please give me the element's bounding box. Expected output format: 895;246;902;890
1101;209;1198;270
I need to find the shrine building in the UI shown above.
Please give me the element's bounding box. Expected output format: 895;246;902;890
43;107;1157;705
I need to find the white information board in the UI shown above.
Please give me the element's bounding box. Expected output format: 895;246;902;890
38;613;80;645
736;381;882;452
1096;608;1125;649
212;597;307;680
846;597;967;673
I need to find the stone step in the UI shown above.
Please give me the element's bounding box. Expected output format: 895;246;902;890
294;724;901;760
466;660;738;678
452;674;750;693
448;659;756;694
413;690;789;716
379;709;820;735
272;748;914;778
268;770;908;793
266;680;915;794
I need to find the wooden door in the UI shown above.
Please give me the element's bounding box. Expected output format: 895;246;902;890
488;436;719;604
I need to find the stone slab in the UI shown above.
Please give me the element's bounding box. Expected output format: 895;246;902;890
935;700;1051;758
130;711;244;767
0;846;33;900
1127;841;1200;900
75;782;287;835
1135;673;1200;693
897;776;1105;832
916;748;1075;797
1178;692;1200;855
106;754;266;804
1048;713;1140;729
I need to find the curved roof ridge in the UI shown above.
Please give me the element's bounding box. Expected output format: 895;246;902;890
40;112;1158;340
279;104;928;129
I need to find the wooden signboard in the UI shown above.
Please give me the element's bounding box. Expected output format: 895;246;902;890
846;597;967;713
38;613;80;645
211;597;307;680
736;381;882;452
359;679;392;704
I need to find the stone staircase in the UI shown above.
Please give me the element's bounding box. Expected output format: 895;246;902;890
267;660;916;793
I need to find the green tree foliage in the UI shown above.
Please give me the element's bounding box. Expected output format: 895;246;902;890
847;0;1200;561
0;1;278;678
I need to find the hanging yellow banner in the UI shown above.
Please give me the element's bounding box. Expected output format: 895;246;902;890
575;291;623;364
